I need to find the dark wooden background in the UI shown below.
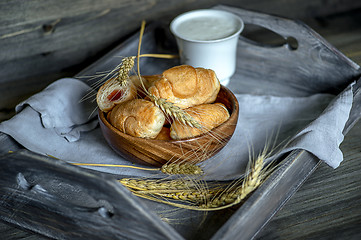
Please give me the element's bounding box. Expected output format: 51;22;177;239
1;0;361;239
1;0;361;120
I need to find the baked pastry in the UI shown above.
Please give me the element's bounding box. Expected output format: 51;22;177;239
170;103;230;140
148;65;220;109
132;74;162;90
96;76;137;112
108;99;165;139
154;127;172;141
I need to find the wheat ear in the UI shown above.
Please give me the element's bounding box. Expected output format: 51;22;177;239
117;56;136;86
150;95;202;129
133;21;201;129
120;178;219;203
120;178;199;191
161;163;203;175
140;189;216;203
130;152;266;211
201;152;265;209
71;162;203;176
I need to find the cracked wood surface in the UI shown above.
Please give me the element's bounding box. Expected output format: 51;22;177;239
1;1;361;240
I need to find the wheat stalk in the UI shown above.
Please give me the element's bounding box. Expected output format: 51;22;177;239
131;21;201;130
127;151;266;211
150;95;202;129
141;189;216;203
120;178;221;203
200;152;265;209
71;161;204;176
117;56;136;86
88;20;275;213
120;178;199;191
160;163;203;175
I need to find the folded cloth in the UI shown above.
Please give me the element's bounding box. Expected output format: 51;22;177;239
0;78;354;180
202;83;354;179
280;82;354;168
15;78;98;142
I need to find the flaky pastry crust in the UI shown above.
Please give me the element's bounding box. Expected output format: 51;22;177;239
148;65;220;109
170;103;230;140
108;99;165;139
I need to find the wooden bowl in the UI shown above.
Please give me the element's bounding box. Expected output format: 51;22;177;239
98;86;239;167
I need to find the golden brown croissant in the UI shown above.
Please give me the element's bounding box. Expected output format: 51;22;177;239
154;127;172;141
108;99;165;139
170;103;230;140
96;76;137;112
148;65;220;109
128;74;162;93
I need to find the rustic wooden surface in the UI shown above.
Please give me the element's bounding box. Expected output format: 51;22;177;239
256;121;361;240
1;0;361;119
0;150;184;240
1;1;361;240
254;8;361;239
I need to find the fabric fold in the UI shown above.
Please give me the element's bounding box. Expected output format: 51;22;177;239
0;78;354;180
14;78;98;142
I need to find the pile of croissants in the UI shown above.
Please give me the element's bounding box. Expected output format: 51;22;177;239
96;65;230;140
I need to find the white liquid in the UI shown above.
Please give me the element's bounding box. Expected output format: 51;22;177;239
176;16;239;41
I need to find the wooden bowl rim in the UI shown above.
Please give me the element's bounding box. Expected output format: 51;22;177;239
98;85;239;144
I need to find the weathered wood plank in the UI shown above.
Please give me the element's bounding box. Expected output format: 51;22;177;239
256;119;361;240
1;5;361;240
1;2;361;240
218;5;360;97
0;222;47;240
0;150;183;240
2;123;361;240
1;0;361;112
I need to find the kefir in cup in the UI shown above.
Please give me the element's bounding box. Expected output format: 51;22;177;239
170;9;244;86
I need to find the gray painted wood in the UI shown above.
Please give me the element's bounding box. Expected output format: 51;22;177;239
2;0;361;114
210;77;361;240
256;120;361;240
1;4;361;240
0;150;183;240
217;5;360;96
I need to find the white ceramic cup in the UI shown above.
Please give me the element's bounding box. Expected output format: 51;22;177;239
170;9;244;86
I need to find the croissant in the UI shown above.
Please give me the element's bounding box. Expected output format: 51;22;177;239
108;99;165;139
148;65;220;109
132;74;162;90
170;103;230;140
96;76;137;112
154;127;172;141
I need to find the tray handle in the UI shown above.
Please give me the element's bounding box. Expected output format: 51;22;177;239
215;5;361;96
0;150;183;240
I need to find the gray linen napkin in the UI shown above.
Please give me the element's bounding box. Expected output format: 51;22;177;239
14;78;98;142
202;83;353;179
0;78;354;180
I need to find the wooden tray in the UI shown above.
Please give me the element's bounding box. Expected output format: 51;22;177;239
1;5;361;240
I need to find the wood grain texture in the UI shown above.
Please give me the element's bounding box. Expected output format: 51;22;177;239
253;8;361;239
4;127;360;240
0;150;183;240
218;5;360;97
1;0;361;113
99;86;238;166
1;2;361;240
256;120;361;240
